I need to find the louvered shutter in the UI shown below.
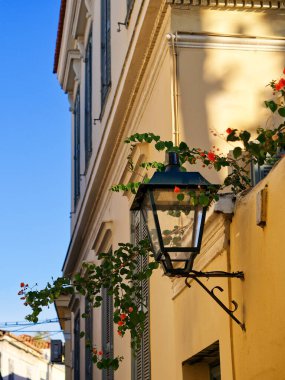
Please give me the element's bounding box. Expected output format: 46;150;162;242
85;31;92;168
251;161;274;186
101;0;111;107
132;211;151;380
85;299;93;380
74;90;80;207
102;286;114;380
74;313;81;380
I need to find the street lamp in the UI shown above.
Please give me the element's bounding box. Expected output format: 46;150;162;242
131;152;214;277
131;151;245;329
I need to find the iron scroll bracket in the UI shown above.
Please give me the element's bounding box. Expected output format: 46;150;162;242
185;271;245;331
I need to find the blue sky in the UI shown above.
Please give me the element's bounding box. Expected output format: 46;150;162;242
0;1;70;337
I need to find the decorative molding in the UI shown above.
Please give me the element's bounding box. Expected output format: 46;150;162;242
119;143;150;201
170;33;285;52
84;0;92;19
166;0;285;9
63;49;81;93
75;37;85;59
67;92;74;113
91;221;113;256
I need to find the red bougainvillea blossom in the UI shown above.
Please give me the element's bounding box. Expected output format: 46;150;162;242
275;78;285;91
174;186;181;193
226;128;233;134
207;152;216;162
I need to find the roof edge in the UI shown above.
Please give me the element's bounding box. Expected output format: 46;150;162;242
53;0;67;74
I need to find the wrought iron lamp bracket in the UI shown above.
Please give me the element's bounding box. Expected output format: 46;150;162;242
185;271;245;331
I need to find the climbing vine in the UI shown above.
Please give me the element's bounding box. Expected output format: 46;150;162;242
19;71;285;371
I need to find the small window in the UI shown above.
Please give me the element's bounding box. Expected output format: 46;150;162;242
183;341;220;380
85;31;93;169
101;0;111;109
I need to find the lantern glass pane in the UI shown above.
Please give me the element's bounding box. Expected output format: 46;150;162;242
142;188;205;265
152;188;204;251
141;196;161;257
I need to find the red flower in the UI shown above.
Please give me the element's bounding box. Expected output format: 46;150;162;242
98;351;103;356
128;307;133;313
174;186;181;193
275;78;285;91
120;313;127;320
118;320;125;326
118;330;122;336
207;152;216;162
20;282;25;288
226;128;233;134
199;152;206;157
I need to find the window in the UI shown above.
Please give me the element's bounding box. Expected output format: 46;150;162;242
102;285;114;380
74;313;81;380
85;299;93;380
131;211;151;380
101;0;111;108
85;31;93;169
183;341;220;380
74;89;80;207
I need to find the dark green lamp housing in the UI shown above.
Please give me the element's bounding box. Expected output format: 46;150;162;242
131;152;216;277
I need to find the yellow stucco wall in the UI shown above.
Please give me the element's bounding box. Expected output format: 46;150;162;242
231;158;285;380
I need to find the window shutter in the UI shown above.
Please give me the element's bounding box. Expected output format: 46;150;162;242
85;299;93;380
85;31;92;168
74;313;81;380
250;161;274;187
101;0;111;108
74;90;80;207
102;286;114;380
132;211;151;380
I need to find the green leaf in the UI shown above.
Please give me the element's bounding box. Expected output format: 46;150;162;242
239;131;251;144
233;147;242;159
179;142;188;150
199;194;210;207
278;107;285;117
264;100;277;113
177;193;185;201
154;141;165;151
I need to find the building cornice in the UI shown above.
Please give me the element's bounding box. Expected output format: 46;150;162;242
166;0;285;9
171;33;285;51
